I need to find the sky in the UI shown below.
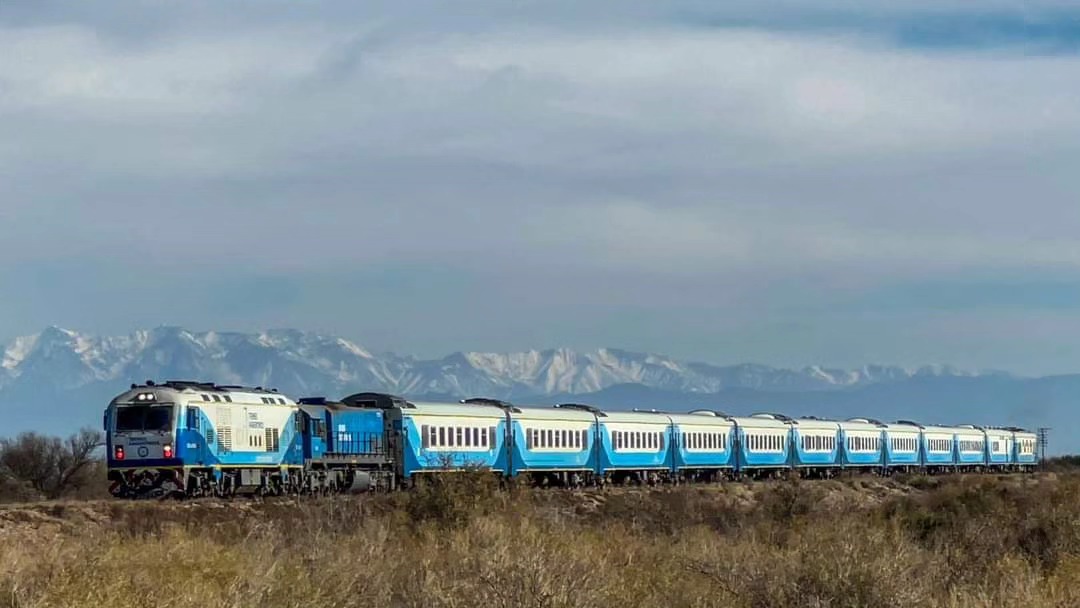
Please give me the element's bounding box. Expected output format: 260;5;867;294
2;1;1080;375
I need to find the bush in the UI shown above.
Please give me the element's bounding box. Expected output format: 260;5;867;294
0;428;103;501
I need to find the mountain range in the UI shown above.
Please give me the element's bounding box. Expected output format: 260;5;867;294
1;326;1073;453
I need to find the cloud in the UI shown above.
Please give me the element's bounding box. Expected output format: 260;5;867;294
2;1;1080;371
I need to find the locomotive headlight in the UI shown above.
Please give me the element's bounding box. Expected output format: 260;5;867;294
163;444;173;458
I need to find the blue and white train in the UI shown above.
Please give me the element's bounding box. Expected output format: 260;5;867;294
103;381;1040;497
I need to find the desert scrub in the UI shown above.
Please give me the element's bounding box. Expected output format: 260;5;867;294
1;473;1079;608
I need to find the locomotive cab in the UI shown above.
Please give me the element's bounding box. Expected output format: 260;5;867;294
109;396;177;464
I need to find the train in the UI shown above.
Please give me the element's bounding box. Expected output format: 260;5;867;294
103;380;1039;498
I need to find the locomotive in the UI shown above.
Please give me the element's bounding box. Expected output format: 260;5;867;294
104;380;1039;498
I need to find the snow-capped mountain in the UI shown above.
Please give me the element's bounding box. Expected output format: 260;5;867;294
0;325;995;400
6;326;1074;452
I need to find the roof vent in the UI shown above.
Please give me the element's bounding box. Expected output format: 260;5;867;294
342;392;414;409
554;403;605;416
689;409;732;418
461;397;520;413
751;412;793;422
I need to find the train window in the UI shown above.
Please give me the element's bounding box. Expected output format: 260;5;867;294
438;427;446;447
464;429;472;448
422;425;430;448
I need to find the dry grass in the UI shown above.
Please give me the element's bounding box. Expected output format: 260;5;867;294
1;473;1079;608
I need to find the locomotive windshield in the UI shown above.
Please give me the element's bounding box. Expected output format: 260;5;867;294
115;405;174;432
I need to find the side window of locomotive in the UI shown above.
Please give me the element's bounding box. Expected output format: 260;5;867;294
187;407;201;430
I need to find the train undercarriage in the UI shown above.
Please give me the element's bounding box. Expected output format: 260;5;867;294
107;464;397;499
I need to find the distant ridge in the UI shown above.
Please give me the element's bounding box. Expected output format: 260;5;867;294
0;326;1000;398
0;326;1067;453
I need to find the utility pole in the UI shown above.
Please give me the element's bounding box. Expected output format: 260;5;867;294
1037;427;1051;465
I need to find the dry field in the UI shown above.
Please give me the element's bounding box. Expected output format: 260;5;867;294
1;473;1079;608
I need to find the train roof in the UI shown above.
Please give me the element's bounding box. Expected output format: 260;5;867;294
727;414;790;429
399;400;509;420
793;418;841;431
511;405;598;423
667;412;737;427
110;380;296;406
839;418;888;431
599;410;676;425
